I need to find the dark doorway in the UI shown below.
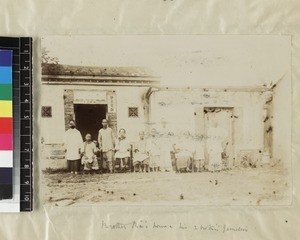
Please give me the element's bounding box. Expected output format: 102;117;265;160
74;104;107;141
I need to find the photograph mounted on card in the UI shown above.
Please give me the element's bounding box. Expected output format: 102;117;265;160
40;35;292;207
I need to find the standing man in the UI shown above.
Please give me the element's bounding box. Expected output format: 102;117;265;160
64;120;83;174
98;119;115;173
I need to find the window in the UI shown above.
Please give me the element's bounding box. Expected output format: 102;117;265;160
42;106;52;118
128;107;138;118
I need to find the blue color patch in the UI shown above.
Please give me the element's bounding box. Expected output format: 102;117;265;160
0;67;12;84
0;50;12;66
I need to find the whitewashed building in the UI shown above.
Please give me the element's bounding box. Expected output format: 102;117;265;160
41;64;159;169
41;64;290;170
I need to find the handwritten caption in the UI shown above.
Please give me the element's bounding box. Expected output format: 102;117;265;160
101;220;248;234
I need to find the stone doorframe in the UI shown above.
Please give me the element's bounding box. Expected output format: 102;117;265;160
63;89;118;135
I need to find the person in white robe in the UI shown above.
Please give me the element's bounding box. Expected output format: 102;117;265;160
64;120;83;174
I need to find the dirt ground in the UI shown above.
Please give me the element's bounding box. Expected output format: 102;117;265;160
42;163;290;207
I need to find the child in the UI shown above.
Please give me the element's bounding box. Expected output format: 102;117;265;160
115;128;131;172
93;140;102;173
80;133;99;173
133;131;149;172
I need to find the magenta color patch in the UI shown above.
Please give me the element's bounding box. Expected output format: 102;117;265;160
0;134;12;150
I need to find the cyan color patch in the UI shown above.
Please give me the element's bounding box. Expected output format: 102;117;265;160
0;67;12;84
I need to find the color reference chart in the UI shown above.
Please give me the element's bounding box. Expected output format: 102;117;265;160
0;50;13;200
0;37;33;212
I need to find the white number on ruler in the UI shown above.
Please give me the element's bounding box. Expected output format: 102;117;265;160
24;181;29;185
24;164;29;168
24;115;29;119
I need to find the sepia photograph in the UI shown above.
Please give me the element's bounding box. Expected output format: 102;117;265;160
40;35;292;206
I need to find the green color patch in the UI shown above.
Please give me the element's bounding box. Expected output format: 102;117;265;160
0;84;12;100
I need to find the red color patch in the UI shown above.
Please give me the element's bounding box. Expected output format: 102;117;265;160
0;118;12;134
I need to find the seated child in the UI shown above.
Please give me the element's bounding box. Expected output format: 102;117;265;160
133;131;149;172
80;133;99;172
115;128;131;171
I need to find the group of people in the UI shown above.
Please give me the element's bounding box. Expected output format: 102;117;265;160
64;118;228;174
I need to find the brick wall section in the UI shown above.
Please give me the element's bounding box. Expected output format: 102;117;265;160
63;89;75;130
106;91;118;136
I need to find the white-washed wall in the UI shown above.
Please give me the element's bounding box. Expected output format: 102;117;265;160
115;86;149;144
272;75;292;163
41;84;150;169
41;85;66;144
41;84;149;144
150;89;266;150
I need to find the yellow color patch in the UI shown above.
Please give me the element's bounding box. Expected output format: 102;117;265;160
0;101;12;117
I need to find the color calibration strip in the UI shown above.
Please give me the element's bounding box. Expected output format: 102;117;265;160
0;50;13;200
0;37;33;211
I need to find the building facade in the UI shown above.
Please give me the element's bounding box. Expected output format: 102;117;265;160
41;64;288;170
148;87;273;168
41;64;159;169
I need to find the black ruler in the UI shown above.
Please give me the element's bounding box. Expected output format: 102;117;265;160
0;37;33;211
19;38;33;211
